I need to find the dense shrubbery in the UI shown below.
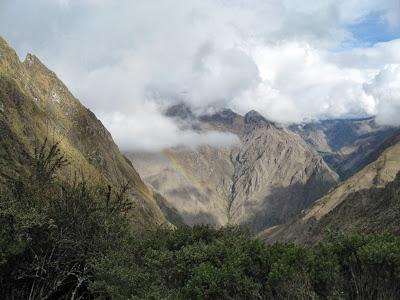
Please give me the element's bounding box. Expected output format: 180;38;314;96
91;228;400;299
0;140;131;299
1;141;400;299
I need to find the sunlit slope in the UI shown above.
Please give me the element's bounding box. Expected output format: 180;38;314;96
0;37;168;229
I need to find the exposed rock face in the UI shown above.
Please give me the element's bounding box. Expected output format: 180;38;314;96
290;118;397;179
0;37;168;230
128;105;339;232
260;133;400;244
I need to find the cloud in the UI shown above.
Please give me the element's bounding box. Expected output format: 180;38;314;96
101;103;240;152
0;0;399;150
364;65;400;126
230;41;399;123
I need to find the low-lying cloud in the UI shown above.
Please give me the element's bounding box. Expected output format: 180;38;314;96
0;0;399;150
101;103;240;152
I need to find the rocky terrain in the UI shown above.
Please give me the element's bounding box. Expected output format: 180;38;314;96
291;118;397;179
129;105;339;232
2;34;398;238
261;131;400;244
0;37;168;230
129;103;400;234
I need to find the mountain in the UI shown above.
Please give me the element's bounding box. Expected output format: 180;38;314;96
128;105;339;232
290;118;397;179
0;37;168;229
261;131;400;244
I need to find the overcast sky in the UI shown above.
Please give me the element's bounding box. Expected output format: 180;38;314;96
1;0;400;151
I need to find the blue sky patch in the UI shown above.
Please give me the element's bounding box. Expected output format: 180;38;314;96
349;13;400;47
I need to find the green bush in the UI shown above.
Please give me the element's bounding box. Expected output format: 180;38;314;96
1;141;400;299
0;140;131;299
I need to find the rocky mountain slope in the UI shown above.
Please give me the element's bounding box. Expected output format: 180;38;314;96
0;37;168;229
291;118;397;179
128;105;339;232
261;131;400;244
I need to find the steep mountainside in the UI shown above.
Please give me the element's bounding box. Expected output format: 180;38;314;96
261;132;400;244
128;105;339;232
290;118;397;179
0;37;168;229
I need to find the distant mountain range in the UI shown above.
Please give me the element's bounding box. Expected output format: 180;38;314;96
291;118;397;179
1;36;399;239
129;106;338;232
261;130;400;243
129;103;399;233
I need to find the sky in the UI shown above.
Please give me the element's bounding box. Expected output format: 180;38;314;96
0;0;399;151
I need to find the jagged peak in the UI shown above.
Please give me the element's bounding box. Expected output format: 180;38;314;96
23;53;56;77
244;110;275;127
199;108;239;123
24;53;41;67
215;108;238;119
22;52;74;105
244;110;265;119
165;103;195;120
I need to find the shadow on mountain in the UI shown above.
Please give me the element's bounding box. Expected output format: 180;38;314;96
179;211;220;226
244;178;335;233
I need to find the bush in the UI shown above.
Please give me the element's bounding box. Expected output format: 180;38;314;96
0;140;131;299
1;140;400;299
91;226;400;299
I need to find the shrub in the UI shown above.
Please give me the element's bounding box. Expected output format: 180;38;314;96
1;140;400;299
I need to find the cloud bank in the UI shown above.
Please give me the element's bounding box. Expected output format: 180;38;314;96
101;104;240;152
0;0;399;150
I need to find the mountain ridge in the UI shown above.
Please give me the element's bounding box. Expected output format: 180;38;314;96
0;37;169;229
128;104;339;232
291;117;397;179
260;131;400;244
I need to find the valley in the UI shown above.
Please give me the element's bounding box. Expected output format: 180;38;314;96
1;35;400;299
128;104;399;233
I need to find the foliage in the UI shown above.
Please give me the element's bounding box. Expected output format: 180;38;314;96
0;140;131;299
1;140;400;299
91;226;400;299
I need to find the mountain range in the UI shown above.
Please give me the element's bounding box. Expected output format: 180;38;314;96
1;36;400;240
261;130;400;243
128;103;398;233
129;105;340;232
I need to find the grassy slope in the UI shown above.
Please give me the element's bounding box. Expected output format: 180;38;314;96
0;37;168;230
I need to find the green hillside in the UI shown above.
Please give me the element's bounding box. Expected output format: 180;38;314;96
0;37;168;230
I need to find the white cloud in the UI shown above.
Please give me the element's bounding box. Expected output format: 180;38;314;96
101;103;240;152
364;65;400;126
0;0;399;150
231;42;384;123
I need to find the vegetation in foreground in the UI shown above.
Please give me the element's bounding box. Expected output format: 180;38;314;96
0;141;400;299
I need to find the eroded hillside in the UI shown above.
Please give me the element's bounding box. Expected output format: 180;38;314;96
291;118;397;179
129;105;339;232
261;132;400;244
